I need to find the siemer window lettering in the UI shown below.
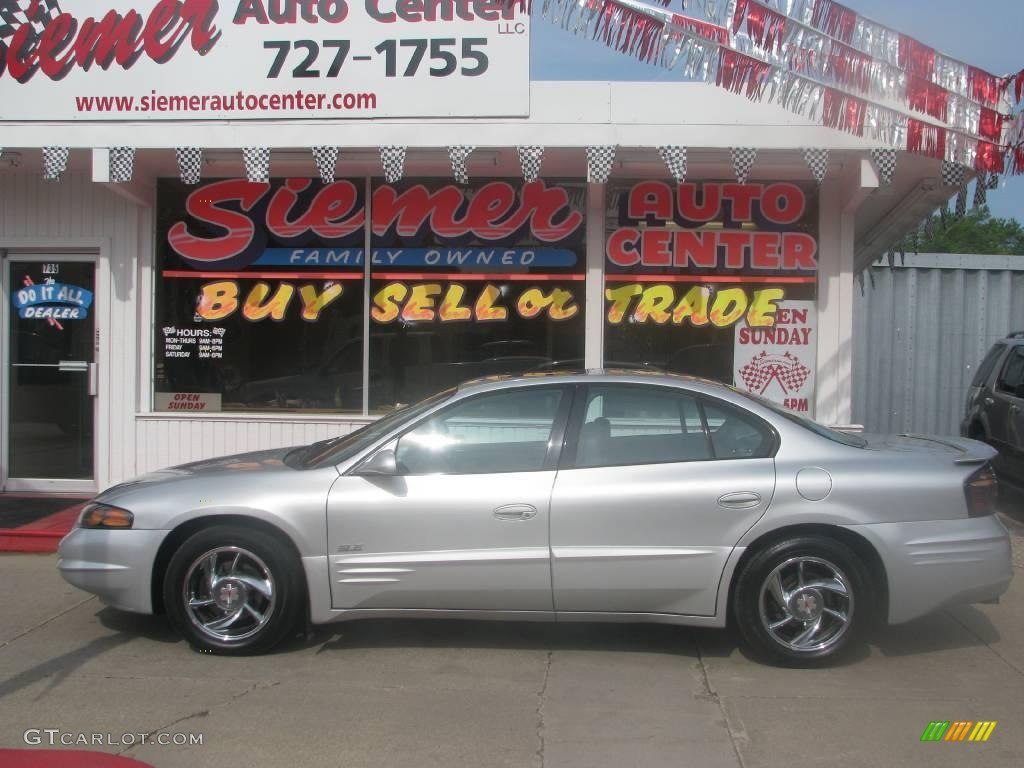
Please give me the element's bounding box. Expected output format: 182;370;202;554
153;177;586;415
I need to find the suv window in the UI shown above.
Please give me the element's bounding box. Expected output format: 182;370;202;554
395;387;564;475
973;343;1007;388
997;348;1024;395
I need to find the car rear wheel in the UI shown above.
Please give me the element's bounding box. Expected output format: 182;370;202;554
163;526;303;655
733;536;870;666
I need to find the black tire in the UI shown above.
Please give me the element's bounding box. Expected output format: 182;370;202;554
732;535;871;667
163;525;304;655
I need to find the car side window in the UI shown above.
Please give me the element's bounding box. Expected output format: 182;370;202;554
394;387;564;475
702;400;774;460
997;348;1024;395
575;386;712;468
972;344;1006;388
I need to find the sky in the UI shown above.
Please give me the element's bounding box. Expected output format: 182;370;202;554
529;0;1024;223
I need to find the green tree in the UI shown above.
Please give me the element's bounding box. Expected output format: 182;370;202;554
917;207;1024;255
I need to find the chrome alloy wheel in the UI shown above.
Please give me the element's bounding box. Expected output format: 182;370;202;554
757;556;854;653
183;546;276;643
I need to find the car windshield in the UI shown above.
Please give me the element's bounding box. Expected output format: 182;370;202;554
286;388;456;469
731;388;868;448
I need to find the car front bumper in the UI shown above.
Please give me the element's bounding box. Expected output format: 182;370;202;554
845;515;1013;625
57;528;169;614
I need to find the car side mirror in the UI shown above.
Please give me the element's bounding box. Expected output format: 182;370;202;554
355;448;398;476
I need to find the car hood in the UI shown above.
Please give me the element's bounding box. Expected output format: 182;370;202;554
860;433;997;465
95;447;301;501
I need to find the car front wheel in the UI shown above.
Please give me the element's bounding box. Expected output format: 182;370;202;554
733;536;870;666
163;525;303;655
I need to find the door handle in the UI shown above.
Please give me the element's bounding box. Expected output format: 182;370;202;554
717;492;762;509
493;504;537;521
984;397;995;406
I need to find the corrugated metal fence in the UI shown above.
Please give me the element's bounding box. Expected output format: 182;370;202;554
853;253;1024;437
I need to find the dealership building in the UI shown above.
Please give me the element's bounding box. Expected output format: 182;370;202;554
0;2;1013;493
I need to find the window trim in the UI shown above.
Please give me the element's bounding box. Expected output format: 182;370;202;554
383;384;575;477
558;382;779;471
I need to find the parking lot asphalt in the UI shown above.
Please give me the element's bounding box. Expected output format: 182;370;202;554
2;515;1024;768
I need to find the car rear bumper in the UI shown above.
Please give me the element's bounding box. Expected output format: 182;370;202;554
57;528;168;614
844;515;1013;625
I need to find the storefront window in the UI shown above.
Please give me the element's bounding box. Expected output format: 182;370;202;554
368;179;586;412
154;178;366;413
604;181;819;414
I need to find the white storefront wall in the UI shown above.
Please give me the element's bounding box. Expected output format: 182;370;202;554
1;81;921;491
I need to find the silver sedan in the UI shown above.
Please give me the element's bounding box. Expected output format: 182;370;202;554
58;372;1013;666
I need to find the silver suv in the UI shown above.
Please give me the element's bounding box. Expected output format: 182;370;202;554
962;332;1024;490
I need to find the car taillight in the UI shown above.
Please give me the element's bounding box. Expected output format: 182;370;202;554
964;465;998;518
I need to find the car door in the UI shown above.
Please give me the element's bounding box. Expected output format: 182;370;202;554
991;347;1024;480
325;385;572;612
550;384;776;617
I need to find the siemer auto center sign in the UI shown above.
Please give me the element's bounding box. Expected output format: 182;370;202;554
0;0;530;120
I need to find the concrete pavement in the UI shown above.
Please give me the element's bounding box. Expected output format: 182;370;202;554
1;517;1023;768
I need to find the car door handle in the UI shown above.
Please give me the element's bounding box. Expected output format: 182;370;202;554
717;492;762;509
984;397;995;406
493;504;538;521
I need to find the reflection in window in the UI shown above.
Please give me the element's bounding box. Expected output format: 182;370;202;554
395;388;564;475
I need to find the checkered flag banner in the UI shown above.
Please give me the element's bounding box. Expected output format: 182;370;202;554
176;147;202;185
42;146;68;181
988;173;1001;190
0;1;61;39
657;146;687;183
869;149;897;185
312;146;339;184
739;352;811;396
517;146;544;183
243;147;270;183
586;146;616;184
731;147;757;184
448;145;474;185
954;184;968;219
109;146;135;183
380;146;406;184
802;148;829;185
941;160;966;188
973;172;988;208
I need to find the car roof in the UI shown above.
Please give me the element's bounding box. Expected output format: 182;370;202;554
456;369;728;394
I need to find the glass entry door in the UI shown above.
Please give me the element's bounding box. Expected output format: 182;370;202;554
2;255;97;491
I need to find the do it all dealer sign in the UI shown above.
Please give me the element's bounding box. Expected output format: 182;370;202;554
0;0;530;120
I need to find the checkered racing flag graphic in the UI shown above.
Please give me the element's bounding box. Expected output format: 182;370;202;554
586;145;616;184
243;147;270;182
941;160;966;188
0;1;61;40
731;147;757;184
973;172;988;208
176;147;203;185
739;351;811;396
517;146;544;183
954;184;968;219
657;146;687;183
869;148;897;185
988;173;1001;189
312;146;339;184
448;145;475;185
109;146;135;183
802;148;829;185
380;146;406;183
42;146;68;181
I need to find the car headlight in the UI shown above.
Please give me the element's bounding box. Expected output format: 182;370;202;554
79;503;135;529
